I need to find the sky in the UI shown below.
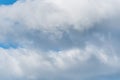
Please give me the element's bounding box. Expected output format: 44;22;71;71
0;0;120;80
0;0;16;5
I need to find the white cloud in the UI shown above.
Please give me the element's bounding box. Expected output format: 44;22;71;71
0;44;119;80
0;0;119;33
0;0;120;80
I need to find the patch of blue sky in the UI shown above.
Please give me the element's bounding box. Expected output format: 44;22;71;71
0;42;18;49
0;0;17;5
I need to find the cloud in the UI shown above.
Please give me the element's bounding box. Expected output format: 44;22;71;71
0;0;120;80
0;0;119;31
0;44;119;80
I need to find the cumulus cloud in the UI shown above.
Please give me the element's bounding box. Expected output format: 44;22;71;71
0;45;120;80
0;0;119;31
0;0;120;80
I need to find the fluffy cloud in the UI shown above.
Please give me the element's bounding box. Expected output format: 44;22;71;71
0;44;120;80
0;0;120;80
0;0;119;31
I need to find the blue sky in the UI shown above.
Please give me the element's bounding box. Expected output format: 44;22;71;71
0;0;16;5
0;0;120;80
0;0;17;48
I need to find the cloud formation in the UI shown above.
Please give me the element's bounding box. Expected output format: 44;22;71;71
0;44;120;80
0;0;120;80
